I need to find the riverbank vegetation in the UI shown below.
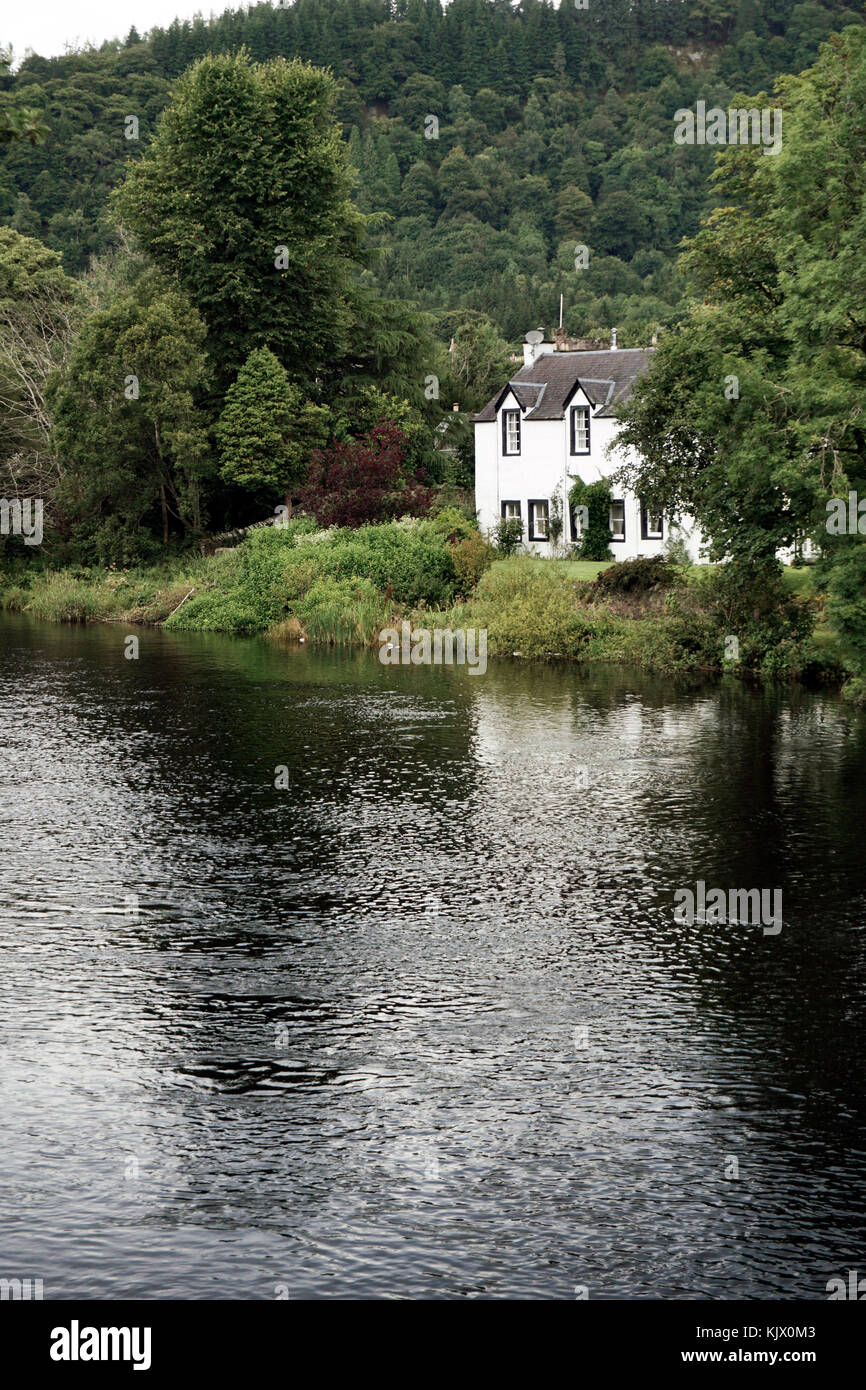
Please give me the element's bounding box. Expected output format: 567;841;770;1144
0;515;848;689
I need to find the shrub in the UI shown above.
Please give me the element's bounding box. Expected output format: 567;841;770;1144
425;504;477;545
330;522;458;607
665;562;817;675
595;555;680;594
493;516;524;554
825;547;866;677
168;518;459;634
471;557;592;658
299;420;434;527
450;532;494;594
164;589;263;634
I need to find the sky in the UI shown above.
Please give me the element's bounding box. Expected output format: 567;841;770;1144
4;2;233;63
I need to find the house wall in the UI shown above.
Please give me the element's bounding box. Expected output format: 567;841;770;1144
475;388;705;562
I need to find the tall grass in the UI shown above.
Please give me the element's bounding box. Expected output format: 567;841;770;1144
25;572;110;623
294;576;395;645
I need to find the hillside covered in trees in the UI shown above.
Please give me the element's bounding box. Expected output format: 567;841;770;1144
2;0;862;343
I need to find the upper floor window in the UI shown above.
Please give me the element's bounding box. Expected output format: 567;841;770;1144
570;405;590;454
502;409;521;455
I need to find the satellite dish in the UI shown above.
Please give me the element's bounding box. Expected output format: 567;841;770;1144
525;329;544;345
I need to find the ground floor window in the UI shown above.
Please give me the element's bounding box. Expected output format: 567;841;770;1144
528;499;550;541
501;500;522;520
640;504;663;540
609;499;626;542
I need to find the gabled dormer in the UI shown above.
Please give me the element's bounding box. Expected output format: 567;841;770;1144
493;381;545;455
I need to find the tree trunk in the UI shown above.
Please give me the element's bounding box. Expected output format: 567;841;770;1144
160;482;169;546
284;493;293;519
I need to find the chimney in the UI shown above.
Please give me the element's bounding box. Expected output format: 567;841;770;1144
610;327;618;351
523;327;554;366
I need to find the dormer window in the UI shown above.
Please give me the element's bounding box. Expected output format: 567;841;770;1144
570;405;590;454
502;409;521;455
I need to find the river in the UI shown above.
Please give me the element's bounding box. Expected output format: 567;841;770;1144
2;615;865;1299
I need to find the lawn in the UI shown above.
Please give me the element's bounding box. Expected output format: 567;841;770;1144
521;557;615;581
518;556;819;589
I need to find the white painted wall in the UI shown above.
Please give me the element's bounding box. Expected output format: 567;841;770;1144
475;382;705;562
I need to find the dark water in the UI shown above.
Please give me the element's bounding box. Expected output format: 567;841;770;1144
2;615;866;1300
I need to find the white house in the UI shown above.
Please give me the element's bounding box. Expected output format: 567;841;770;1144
473;330;704;561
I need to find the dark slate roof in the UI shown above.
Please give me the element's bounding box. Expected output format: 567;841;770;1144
508;380;545;412
475;348;652;422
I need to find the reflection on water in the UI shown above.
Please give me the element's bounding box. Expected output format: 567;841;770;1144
1;615;866;1299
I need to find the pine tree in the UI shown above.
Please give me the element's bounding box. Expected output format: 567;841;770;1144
216;347;329;512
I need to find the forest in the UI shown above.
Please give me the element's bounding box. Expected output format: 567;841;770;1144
1;0;860;339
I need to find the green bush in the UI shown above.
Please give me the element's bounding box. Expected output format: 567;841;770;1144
165;589;263;634
424;504;477;545
168;519;459;634
665;562;817;675
471;557;592;658
329;522;458;607
450;532;494;594
825;547;866;677
492;516;524;554
595;555;680;594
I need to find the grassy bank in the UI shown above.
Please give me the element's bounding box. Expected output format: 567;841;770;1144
0;515;852;689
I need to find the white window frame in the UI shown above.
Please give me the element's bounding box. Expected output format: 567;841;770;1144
502;409;521;456
528;499;550;541
570;405;590;455
640;504;663;540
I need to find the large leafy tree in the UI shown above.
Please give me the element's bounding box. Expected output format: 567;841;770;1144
48;267;212;558
113;50;368;394
616;27;866;675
